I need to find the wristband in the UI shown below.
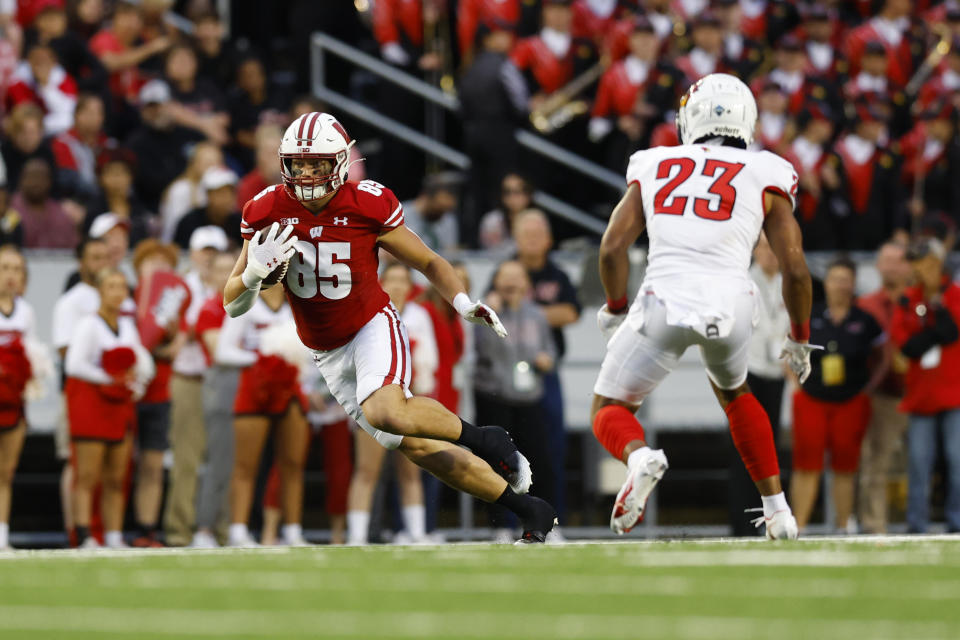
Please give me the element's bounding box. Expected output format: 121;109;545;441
452;292;472;317
607;296;629;314
241;269;263;290
790;320;810;342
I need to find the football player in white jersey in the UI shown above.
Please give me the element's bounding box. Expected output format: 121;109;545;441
591;74;819;539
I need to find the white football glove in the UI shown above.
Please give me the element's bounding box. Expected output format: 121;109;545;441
453;293;508;338
242;222;297;289
779;336;823;384
597;304;627;342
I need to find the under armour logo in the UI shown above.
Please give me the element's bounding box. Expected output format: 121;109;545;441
310;226;323;238
333;217;348;225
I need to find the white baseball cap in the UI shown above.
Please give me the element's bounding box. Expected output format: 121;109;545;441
189;225;229;251
89;212;131;238
139;79;171;106
201;166;238;192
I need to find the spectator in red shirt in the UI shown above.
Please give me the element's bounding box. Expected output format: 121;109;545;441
235;124;281;211
845;0;915;88
89;1;170;105
51;92;111;202
5;42;76;135
856;241;912;533
891;238;960;533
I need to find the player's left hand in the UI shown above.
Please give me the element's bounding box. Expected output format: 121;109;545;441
453;293;508;338
597;304;626;342
779;336;823;385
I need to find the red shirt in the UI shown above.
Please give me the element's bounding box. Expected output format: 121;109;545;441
458;0;521;56
373;0;423;48
419;298;464;413
510;36;574;95
195;294;227;365
891;281;960;415
857;288;905;397
844;20;914;87
240;181;399;351
90;29;141;102
592;61;643;119
236;170;270;213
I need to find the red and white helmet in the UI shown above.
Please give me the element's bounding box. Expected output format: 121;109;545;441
279;112;356;201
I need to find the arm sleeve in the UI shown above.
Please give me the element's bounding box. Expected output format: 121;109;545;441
932;305;960;345
214;313;258;367
457;0;478;56
556;268;582;313
372;0;399;46
51;295;74;350
64;319;112;384
592;69;613;118
761;152;799;212
501;60;529;118
536;307;557;363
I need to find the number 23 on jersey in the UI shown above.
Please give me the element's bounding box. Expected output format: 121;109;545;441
653;157;745;221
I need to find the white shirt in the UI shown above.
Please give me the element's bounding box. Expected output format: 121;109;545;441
625;144;797;332
747;265;788;379
52;282;100;350
160;178;206;243
215;298;294;368
172;270;213;376
0;297;37;343
65;313;152;385
401;301;438;396
541;28;571;59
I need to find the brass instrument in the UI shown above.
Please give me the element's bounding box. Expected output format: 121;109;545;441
906;24;953;97
530;61;606;134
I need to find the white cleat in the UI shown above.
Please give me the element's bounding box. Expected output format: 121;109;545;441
610;449;668;535
190;531;220;549
79;537;101;550
752;509;799;540
508;451;533;495
227;534;261;548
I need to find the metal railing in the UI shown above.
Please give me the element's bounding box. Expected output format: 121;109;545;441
310;32;620;235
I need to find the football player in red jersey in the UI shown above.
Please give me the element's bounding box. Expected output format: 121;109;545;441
223;112;556;542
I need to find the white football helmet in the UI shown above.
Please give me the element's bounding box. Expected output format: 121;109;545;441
279;112;356;201
676;73;757;146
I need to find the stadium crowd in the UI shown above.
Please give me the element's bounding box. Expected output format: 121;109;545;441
0;0;957;548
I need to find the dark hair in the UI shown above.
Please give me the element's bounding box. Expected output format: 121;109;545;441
76;235;106;260
75;92;103;115
826;255;857;277
692;134;748;149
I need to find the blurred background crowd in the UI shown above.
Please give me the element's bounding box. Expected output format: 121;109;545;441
0;0;958;549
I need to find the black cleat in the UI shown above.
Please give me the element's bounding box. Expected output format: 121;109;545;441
478;426;533;494
516;496;558;544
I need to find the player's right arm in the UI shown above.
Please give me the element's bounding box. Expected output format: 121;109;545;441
597;183;646;340
763;190;820;382
223;240;257;317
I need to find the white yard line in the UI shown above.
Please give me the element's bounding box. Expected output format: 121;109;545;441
0;605;954;640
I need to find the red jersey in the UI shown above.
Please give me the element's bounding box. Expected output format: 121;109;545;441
195;294;227;365
240;180;402;351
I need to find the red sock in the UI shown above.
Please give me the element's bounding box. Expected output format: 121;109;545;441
725;393;779;482
593;405;646;461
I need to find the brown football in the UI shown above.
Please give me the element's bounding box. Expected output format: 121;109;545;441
260;261;288;287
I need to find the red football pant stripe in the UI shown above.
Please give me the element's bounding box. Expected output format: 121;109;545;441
381;311;400;387
725;393;780;482
386;305;407;387
593;405;646;461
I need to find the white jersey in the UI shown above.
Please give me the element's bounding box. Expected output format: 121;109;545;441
215;298;295;368
0;298;36;343
626;143;797;334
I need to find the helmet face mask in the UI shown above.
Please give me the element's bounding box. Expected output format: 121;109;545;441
279;112;356;202
676;73;757;147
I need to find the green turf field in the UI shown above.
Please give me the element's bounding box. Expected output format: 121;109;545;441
0;536;958;639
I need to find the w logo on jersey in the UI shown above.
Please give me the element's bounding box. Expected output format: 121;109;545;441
310;226;324;239
333;217;348;226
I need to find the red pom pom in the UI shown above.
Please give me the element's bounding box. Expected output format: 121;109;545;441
102;347;137;377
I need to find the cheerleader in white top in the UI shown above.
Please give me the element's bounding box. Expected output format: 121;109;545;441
64;268;154;549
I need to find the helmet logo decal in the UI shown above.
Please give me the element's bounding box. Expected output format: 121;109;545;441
714;105;725;116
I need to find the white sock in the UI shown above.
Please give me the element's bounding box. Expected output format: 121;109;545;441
281;523;303;543
104;530;124;547
0;522;8;547
402;504;426;541
761;492;790;518
626;446;652;469
346;511;369;544
229;523;249;544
